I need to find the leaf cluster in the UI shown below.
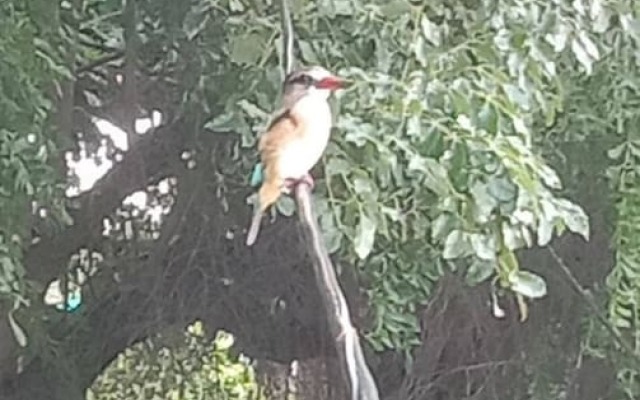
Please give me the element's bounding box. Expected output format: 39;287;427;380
0;0;70;310
88;322;261;400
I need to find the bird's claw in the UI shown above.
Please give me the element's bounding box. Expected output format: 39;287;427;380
300;173;315;190
284;174;315;191
336;325;357;343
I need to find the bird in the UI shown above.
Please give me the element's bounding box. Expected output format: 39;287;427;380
246;65;345;246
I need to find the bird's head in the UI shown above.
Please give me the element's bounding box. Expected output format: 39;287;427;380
283;66;345;100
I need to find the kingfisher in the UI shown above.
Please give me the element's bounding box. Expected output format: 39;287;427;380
246;66;345;246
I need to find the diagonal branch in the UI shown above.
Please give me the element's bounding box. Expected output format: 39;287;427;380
294;183;380;400
76;51;124;74
548;246;640;365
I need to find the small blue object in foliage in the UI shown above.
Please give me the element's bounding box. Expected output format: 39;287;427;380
56;290;83;313
250;163;264;187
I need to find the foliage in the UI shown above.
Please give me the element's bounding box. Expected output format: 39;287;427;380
524;1;640;397
601;8;640;397
606;16;640;309
88;322;261;400
0;1;69;319
527;1;640;397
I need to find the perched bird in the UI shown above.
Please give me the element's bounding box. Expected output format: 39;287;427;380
246;66;344;246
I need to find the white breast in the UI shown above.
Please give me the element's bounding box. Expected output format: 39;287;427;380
277;93;333;180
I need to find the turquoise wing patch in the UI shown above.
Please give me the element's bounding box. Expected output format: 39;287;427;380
250;163;264;187
54;287;83;313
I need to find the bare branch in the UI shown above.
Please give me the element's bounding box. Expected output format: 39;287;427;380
76;51;124;74
548;246;640;365
295;183;380;400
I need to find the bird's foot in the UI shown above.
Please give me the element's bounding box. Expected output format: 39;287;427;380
299;173;315;190
336;324;357;343
284;174;315;191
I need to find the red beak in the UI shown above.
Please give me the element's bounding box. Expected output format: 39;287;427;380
316;75;345;91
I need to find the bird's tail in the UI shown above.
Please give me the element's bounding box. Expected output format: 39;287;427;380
246;178;282;246
246;211;263;246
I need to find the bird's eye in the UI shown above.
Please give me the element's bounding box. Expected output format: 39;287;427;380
301;75;314;85
286;73;315;87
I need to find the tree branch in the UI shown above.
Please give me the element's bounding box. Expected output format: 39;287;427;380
294;183;380;400
76;51;124;74
548;246;640;365
122;0;140;147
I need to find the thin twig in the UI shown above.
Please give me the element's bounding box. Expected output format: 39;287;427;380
548;246;640;364
280;0;294;77
76;51;124;74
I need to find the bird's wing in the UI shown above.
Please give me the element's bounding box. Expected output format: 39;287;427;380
258;109;306;179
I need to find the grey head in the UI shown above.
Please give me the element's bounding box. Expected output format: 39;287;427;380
281;66;344;109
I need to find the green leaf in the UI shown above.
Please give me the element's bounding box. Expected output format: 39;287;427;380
556;199;590;240
183;8;210;40
379;0;411;17
276;196;296;217
420;16;441;46
545;24;569;52
571;38;594;74
325;157;350;176
354;212;376;259
298;41;320;64
228;0;245;11
431;213;456;242
466;258;495;285
487;176;517;203
498;248;520;274
470;233;496;260
503;84;530;110
449;141;469;191
443;230;471;259
407;156;449;196
537;217;555;246
508;270;547;299
413;35;428;67
607;141;629;160
353;176;375;196
502;223;527;250
478;103;498;134
578;32;600;61
538;164;562;189
470;182;498;223
332;0;355;15
320;217;342;254
214;330;235;350
237;100;267;119
229;33;265;65
620;14;640;41
8;310;27;347
406;116;421;137
204;111;236;132
451;89;471;115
